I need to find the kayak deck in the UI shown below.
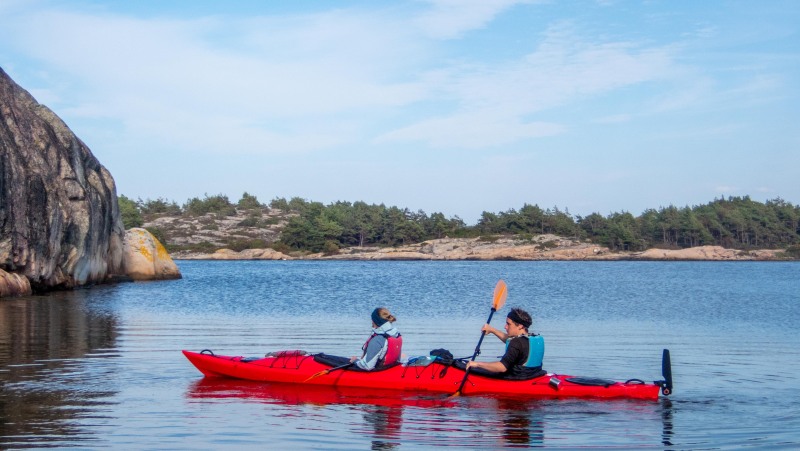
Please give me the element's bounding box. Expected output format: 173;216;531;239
182;349;671;400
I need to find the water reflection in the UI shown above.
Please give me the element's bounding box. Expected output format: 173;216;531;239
186;378;455;409
187;379;445;449
496;397;545;447
0;291;119;448
661;398;674;446
183;377;680;448
362;404;402;450
187;378;556;448
0;291;118;362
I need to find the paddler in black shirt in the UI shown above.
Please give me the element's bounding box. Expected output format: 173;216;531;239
466;307;544;378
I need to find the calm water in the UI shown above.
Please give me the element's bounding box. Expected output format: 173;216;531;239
1;261;799;449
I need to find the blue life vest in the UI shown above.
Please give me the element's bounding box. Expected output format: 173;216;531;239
505;334;545;368
527;334;544;368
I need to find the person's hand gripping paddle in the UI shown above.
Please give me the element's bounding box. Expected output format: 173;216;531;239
450;279;508;397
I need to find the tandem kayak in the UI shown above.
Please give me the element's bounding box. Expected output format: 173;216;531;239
182;349;673;400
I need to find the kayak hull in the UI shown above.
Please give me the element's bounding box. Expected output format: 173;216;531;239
182;350;663;400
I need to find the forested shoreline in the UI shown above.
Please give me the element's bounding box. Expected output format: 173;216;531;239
119;194;800;258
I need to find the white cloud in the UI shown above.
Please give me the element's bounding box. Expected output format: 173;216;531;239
14;9;427;114
414;0;538;39
2;6;436;156
376;112;565;148
650;76;716;113
2;3;683;157
380;23;676;148
593;114;631;124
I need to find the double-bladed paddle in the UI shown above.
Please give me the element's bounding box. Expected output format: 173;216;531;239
304;361;354;382
450;279;508;397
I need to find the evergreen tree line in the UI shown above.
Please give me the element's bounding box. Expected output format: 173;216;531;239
118;193;800;254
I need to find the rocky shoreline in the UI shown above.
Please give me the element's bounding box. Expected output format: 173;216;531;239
172;235;788;262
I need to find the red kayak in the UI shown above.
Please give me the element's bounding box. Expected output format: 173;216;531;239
182;349;673;400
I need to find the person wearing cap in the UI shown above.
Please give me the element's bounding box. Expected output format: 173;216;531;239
466;307;544;377
350;307;403;371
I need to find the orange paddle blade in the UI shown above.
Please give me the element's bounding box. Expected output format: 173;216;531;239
493;279;508;310
303;369;329;382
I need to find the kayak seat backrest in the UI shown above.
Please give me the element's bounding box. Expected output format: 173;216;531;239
313;353;401;372
452;360;547;381
374;361;402;371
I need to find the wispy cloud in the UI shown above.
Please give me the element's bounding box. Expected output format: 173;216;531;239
2;6;433;155
377;113;565;148
3;3;680;157
414;0;538;39
379;23;676;148
593;114;631;124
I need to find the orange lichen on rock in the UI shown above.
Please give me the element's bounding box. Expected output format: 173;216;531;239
155;239;171;260
123;228;181;280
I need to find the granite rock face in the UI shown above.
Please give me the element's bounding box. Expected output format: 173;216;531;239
0;268;31;296
0;67;125;293
122;228;181;280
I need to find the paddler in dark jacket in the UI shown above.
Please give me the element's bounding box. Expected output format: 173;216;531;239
466;307;544;378
350;307;403;370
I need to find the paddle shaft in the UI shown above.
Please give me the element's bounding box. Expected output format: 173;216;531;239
304;361;354;382
329;362;355;373
454;307;497;394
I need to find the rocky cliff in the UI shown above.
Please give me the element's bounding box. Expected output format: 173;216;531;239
0;67;125;292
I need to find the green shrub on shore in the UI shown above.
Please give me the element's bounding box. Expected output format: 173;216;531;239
237;192;263;210
322;240;340;256
540;240;559;249
145;227;168;246
140;198;181;216
184;194;236;217
119;195;143;229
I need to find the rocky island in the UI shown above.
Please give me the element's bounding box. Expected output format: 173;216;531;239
148;209;790;261
174;235;785;261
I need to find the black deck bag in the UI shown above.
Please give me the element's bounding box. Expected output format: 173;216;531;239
429;348;454;365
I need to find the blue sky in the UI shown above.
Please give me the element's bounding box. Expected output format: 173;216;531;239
1;0;798;224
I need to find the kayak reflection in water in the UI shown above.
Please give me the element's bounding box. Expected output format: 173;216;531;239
350;307;403;371
466;307;545;378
